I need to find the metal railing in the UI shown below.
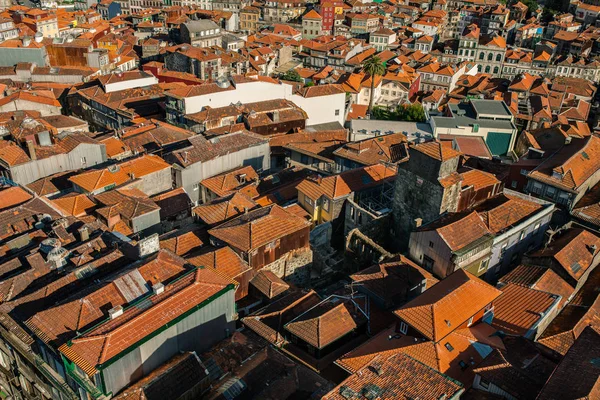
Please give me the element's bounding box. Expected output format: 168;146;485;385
33;357;78;400
64;364;103;399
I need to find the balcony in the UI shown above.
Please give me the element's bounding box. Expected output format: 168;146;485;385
64;362;105;399
33;357;79;400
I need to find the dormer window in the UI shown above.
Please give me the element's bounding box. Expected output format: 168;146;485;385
552;170;563;180
399;321;408;334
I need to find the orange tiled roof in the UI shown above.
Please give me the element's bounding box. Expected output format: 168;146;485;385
285;297;366;349
303;9;322;19
51;193;96;217
333;133;407;167
536;327;600;400
420;211;491;252
192;192;258;226
200;165;258;198
459;168;499;191
394;270;501;341
528;135;600;192
528;228;600;283
411;141;461;162
476;193;543;235
100;136;130;158
208;204;309;252
250;270;290;299
499;264;574;309
58;265;234;376
0;140;30;166
187;246;250;281
159;230;204;256
324;352;463;400
350;255;438;306
492;283;559;336
296;164;397;201
69;154;170;193
0;186;32;210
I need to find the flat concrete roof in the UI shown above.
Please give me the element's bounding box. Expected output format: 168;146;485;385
469;99;513;117
349;119;433;138
433;101;516;131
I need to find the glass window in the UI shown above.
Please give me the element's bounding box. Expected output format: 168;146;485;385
399;321;408;334
478;258;489;273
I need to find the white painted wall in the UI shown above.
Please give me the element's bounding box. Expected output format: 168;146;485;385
182;80;346;126
104;76;159;93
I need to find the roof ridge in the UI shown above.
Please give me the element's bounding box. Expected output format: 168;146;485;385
316;310;322;348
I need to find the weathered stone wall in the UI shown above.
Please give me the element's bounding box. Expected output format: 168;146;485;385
262;248;313;286
344;228;393;273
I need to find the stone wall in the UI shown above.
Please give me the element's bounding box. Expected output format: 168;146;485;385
262;248;313;286
345;228;393;273
391;148;461;250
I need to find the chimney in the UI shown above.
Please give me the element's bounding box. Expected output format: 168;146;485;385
108;305;123;319
78;225;89;242
589;244;597;255
272;110;280;122
26;139;36;160
152;283;165;295
414;217;422;228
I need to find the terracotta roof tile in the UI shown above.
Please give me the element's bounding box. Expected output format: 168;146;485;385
296;164;397;200
528;135;600;192
411;141;461;162
242;289;322;346
0;140;30;166
250;270;290;299
51;193;96;217
59;265;233;376
419;211;491;252
394;270;501;341
333;133;407;167
459;169;500;191
208;204;310;252
492;283;559;337
151;187;190;220
324;352;463;400
537;327;600;400
475;193;543;235
499;264;573;309
69;154;170;193
159;230;204;256
537;267;600;356
200;165;259;198
100;137;130;159
349;255;438;307
192;192;259;226
285;296;367;349
187;246;250;281
528;228;600;283
0;186;32;210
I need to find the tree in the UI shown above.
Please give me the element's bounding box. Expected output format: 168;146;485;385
363;56;386;116
280;69;303;82
521;0;539;16
396;103;426;122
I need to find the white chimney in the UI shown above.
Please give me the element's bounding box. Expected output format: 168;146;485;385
152;283;165;295
108;305;123;319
